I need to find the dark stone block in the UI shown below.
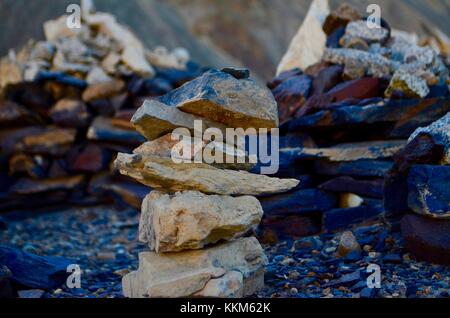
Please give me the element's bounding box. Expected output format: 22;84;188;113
323;205;385;232
267;68;303;90
220;67;250;79
318;176;384;199
401;214;450;265
407;165;450;218
259;189;337;216
0;245;73;290
257;214;321;243
314;159;393;177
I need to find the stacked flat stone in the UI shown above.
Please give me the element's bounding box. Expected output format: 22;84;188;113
384;113;450;265
114;68;299;298
259;0;450;242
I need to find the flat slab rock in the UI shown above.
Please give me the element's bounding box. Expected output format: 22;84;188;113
157;69;279;129
114;153;299;196
122;237;267;298
131;99;229;141
281;140;406;162
139;191;263;252
133;133;254;171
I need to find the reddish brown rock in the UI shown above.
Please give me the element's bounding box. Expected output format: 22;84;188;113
67;144;112;173
322;3;361;35
401;214;450;265
272;75;312;124
327;78;381;102
258;215;321;243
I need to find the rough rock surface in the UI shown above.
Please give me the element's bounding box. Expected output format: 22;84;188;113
114;153;299;196
407;165;450;219
336;231;361;258
131;99;228;141
139;191;264;252
122;237;267;298
276;0;329;75
401;214;450;265
158;70;279;129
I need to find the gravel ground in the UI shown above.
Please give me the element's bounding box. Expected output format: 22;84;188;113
1;206;449;298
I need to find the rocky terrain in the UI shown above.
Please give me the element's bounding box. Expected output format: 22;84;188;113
1;0;450;80
0;0;449;299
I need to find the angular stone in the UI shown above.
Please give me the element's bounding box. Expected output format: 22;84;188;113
67;144;112;173
286;97;450;138
158;70;279;129
220;67;250;79
267;68;303;90
282;140;405;162
122;237;267;298
311;65;343;95
401;214;450;265
407;165;450;219
314;159;394;177
272;75;312;124
327;78;381;102
409;112;450;164
133;134;254;171
276;0;329;75
259;189;337;216
87;117;145;145
322;3;361;35
323;48;399;78
7;127;76;156
139;191;263;252
82;79;125;102
336;231;361;258
131;99;229;141
193;271;244;298
49;98;91;128
114;153;299;196
385;70;430;98
258;214;321;243
343;20;389;44
323;205;384;232
319;176;384;199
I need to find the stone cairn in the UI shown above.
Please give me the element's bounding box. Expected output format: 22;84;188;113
0;0;202;211
258;0;450;242
384;113;449;265
114;69;299;297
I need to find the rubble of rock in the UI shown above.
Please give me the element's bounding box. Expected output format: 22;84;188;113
384;114;449;265
114;68;298;298
260;0;449;242
0;1;204;211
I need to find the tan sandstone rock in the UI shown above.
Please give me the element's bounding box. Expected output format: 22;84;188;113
139;191;264;252
114;153;299;195
122;237;267;298
276;0;330;75
131;99;229;141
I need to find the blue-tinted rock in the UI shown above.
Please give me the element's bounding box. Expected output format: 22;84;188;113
314;159;393;177
87;117;145;145
383;254;402;264
0;245;73;290
155;61;203;87
259;189;337;216
407;165;450;218
220;67;250;79
323;205;385;232
285;97;450;138
318;176;384;198
35;71;87;89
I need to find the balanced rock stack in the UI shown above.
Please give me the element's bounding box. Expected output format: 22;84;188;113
384;113;449;265
114;69;299;297
258;0;450;242
0;0;202;211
